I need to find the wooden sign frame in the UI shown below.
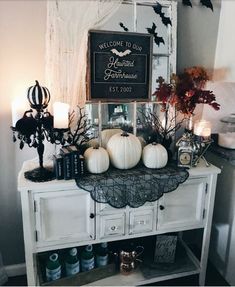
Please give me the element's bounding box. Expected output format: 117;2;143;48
87;30;153;102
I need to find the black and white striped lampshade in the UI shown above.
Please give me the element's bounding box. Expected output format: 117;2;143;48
27;80;50;110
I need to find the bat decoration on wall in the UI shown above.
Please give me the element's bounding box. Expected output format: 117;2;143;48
182;0;213;11
146;22;165;46
111;49;131;57
119;22;129;32
200;0;213;11
182;0;192;7
153;2;172;26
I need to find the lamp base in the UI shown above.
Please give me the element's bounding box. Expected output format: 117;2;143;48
24;167;55;182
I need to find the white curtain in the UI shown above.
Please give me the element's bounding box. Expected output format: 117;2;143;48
213;0;235;82
45;0;122;110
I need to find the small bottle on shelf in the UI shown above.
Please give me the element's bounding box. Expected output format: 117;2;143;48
81;245;95;272
96;242;109;267
65;247;80;276
45;253;61;282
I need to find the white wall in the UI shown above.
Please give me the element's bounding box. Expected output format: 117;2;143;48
0;0;46;265
177;0;221;72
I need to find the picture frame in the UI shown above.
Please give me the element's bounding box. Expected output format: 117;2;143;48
88;30;153;102
154;235;178;264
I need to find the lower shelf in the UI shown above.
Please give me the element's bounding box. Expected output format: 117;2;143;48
88;240;200;286
37;238;200;286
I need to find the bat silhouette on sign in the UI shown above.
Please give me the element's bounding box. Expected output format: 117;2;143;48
111;49;131;57
182;0;192;7
200;0;213;11
146;22;165;46
153;2;172;26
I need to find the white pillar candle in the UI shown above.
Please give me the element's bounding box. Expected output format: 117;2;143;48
98;101;102;146
133;101;137;136
11;97;28;127
53;102;69;129
194;120;211;138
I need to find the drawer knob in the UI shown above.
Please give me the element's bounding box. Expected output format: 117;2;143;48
159;205;165;210
90;213;95;219
110;226;117;231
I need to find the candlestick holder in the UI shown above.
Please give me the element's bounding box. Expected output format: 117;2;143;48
11;81;69;182
192;136;213;167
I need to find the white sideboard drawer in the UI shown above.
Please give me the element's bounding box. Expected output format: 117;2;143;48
129;209;154;235
100;213;125;238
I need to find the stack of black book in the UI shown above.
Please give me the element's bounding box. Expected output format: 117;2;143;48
53;145;85;180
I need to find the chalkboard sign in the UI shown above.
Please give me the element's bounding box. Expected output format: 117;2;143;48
88;30;153;102
154;235;177;264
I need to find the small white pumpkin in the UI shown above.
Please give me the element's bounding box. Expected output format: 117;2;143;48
87;138;99;148
101;128;122;148
84;147;109;174
142;142;168;169
107;132;142;169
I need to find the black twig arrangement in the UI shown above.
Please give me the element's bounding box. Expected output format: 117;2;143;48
137;105;185;148
66;106;93;148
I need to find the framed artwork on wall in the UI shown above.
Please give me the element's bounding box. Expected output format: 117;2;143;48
88;30;153;102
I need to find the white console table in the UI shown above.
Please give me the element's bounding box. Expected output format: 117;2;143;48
18;160;220;286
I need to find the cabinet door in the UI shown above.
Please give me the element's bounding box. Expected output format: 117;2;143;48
34;190;95;244
157;178;207;231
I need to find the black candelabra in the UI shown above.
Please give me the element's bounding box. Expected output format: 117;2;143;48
11;81;69;182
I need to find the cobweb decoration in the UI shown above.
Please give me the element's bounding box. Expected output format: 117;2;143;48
76;163;189;208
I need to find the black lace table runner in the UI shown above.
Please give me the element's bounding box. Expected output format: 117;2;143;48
75;163;189;208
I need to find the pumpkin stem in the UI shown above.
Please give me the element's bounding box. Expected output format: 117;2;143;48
152;142;157;145
35;80;40;86
121;132;129;137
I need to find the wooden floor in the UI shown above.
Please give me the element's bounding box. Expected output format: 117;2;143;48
4;260;229;286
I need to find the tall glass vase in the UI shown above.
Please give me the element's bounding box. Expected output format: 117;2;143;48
185;114;193;132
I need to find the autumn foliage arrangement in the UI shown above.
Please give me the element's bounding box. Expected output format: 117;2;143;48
154;66;220;117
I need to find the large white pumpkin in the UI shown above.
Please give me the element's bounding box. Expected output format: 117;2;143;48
101;128;122;148
142;143;168;169
107;132;142;169
84;147;109;174
87;129;122;149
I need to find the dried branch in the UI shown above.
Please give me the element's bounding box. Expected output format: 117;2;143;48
67;106;93;147
137;105;186;146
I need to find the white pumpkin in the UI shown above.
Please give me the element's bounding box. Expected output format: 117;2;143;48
86;129;122;149
101;128;122;148
142;142;168;169
84;147;109;174
138;136;146;149
107;132;142;169
87;138;99;148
